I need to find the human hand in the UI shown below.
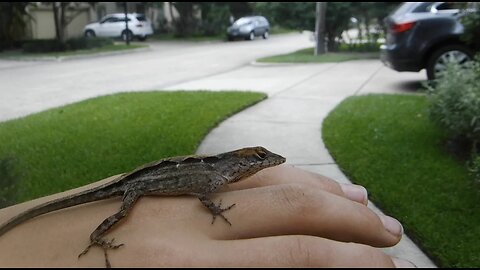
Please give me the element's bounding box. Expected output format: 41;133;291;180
0;165;415;267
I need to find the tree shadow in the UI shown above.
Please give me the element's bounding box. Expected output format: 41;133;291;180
0;156;20;208
394;80;428;93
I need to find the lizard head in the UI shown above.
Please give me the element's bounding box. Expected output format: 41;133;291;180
217;146;286;183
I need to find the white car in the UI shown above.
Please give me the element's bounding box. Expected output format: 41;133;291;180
84;13;153;41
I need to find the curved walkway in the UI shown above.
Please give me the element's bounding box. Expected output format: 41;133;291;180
175;60;436;267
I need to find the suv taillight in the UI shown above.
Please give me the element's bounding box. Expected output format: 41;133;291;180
391;22;415;33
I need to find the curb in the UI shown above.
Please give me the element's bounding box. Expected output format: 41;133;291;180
250;60;299;67
1;45;151;62
249;60;322;67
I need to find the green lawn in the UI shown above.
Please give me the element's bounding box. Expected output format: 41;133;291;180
257;47;379;63
0;43;147;59
322;94;480;267
0;91;266;207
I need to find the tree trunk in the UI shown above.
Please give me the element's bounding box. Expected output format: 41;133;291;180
168;2;176;32
364;12;371;44
124;2;130;45
52;2;68;43
52;2;61;41
315;2;327;55
59;2;67;43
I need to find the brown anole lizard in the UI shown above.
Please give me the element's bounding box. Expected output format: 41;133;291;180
0;146;285;267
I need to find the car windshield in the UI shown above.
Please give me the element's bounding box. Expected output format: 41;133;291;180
233;18;251;26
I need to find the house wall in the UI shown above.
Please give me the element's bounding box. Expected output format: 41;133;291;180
24;2;176;40
29;8;56;39
27;6;92;39
67;10;90;38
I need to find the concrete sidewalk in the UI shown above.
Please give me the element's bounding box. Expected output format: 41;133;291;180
167;60;436;267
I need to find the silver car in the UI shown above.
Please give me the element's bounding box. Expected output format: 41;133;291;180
227;16;270;41
84;13;154;41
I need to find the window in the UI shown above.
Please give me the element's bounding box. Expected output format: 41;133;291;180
101;17;117;23
117;17;132;22
436;2;467;11
136;15;147;22
233;18;251;26
430;2;467;14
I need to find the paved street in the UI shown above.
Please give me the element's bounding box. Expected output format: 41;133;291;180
0;32;312;122
0;32;434;267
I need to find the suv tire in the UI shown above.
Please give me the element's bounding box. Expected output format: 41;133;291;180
121;30;133;42
262;31;269;39
84;30;96;38
426;44;473;80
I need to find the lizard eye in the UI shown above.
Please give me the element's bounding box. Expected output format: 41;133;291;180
256;150;267;160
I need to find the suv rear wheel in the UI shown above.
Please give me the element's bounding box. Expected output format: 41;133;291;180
121;30;133;42
84;30;95;38
262;31;269;39
426;45;473;80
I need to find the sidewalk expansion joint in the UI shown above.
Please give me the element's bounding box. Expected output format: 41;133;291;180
273;62;340;97
227;119;321;125
289;162;337;166
353;63;383;95
157;62;250;90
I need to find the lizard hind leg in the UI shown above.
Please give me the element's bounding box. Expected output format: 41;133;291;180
78;190;140;267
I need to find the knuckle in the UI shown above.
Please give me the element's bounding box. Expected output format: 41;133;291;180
273;184;319;217
283;235;314;267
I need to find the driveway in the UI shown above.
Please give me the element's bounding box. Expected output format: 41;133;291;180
0;32;312;122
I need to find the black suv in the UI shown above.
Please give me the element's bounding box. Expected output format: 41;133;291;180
381;2;476;80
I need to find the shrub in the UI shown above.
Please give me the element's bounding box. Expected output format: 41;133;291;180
338;42;381;52
22;37;114;53
22;39;67;53
460;10;480;50
469;154;480;182
427;56;480;156
66;37;113;50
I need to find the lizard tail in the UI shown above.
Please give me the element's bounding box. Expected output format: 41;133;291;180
0;179;123;237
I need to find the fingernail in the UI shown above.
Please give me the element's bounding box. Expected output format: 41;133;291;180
380;215;404;237
392;257;416;268
340;183;368;204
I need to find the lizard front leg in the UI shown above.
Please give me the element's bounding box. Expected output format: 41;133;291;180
78;190;140;267
194;194;236;226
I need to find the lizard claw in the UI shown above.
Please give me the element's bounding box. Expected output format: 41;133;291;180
210;201;236;226
106;238;124;249
78;238;124;259
198;196;236;226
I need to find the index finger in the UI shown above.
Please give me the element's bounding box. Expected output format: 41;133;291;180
225;165;368;205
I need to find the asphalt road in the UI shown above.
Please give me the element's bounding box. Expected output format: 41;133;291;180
0;32;314;122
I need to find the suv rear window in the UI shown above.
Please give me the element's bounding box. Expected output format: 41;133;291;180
434;2;467;11
136;15;146;21
233;18;252;26
389;2;433;17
